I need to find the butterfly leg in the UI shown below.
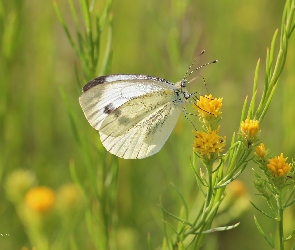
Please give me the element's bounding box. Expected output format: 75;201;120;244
182;107;197;130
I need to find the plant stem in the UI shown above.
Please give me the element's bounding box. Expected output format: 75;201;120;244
205;163;213;208
193;163;214;249
278;191;285;250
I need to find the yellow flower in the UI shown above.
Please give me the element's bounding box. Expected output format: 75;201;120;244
255;143;266;158
25;186;55;213
267;153;291;177
241;119;259;137
194;94;223;118
240;119;259;144
193;126;226;159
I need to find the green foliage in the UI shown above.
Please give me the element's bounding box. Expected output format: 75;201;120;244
0;0;295;249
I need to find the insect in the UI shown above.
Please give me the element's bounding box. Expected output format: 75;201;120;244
79;51;217;159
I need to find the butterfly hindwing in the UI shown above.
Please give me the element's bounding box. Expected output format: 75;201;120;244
99;101;181;159
99;89;176;137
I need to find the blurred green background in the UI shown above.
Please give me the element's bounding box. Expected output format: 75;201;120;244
1;0;295;249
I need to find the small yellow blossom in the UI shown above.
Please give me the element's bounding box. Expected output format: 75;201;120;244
193;126;226;159
255;143;266;158
25;186;55;213
240;119;259;145
240;119;259;137
194;94;223;118
267;153;291;177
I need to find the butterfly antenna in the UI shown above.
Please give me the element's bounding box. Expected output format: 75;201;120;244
183;50;205;80
186;59;218;79
201;75;209;95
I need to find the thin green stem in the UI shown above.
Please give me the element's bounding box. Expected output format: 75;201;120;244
205;164;213;208
278;191;285;250
192;163;214;249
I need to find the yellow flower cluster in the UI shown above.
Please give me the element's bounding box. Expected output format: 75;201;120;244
267;153;291;177
193;126;226;159
240;119;259;138
194;94;223;118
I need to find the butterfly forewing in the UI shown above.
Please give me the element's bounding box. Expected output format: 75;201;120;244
79;75;176;131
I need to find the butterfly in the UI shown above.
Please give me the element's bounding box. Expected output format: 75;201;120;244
79;51;217;159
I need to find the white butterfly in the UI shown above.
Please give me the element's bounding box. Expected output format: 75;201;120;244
79;51;217;159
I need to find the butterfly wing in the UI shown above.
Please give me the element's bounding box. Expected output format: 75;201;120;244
79;75;175;131
99;97;181;159
79;74;182;159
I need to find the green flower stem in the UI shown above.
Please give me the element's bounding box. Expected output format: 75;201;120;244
193;162;215;248
184;139;253;249
193;189;225;249
205;163;213;208
17;206;49;250
278;191;285;250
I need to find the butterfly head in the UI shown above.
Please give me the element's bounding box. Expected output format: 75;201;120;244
180;78;188;88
